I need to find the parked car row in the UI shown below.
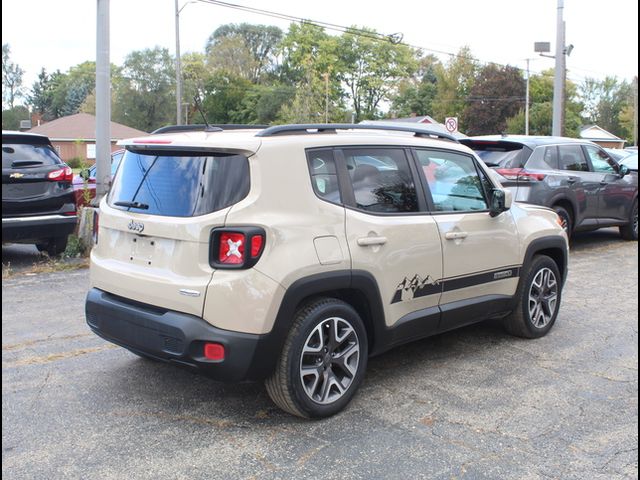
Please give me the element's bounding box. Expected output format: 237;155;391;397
461;135;638;240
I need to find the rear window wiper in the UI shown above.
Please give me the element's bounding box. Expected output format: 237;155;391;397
11;160;44;167
114;200;149;210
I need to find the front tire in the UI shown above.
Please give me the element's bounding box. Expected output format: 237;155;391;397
619;199;638;241
504;255;562;339
265;298;368;418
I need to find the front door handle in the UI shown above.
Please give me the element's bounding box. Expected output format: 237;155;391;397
600;181;608;186
445;231;468;240
567;177;578;185
357;236;387;246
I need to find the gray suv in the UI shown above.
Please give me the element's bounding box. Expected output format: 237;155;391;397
462;135;638;240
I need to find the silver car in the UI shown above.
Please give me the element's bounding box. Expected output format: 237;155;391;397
462;135;638;240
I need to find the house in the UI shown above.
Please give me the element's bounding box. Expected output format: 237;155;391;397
579;125;626;149
27;113;147;163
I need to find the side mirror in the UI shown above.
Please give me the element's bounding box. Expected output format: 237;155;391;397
619;164;630;176
489;188;509;217
79;168;91;180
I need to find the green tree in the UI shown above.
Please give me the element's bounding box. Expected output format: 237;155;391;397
202;71;253;124
112;47;175;131
278;23;344;122
580;76;632;137
431;47;479;127
505;69;582;137
2;44;24;109
206;23;282;82
335;27;417;121
389;54;441;118
27;68;55;120
462;64;525;135
2;105;29;129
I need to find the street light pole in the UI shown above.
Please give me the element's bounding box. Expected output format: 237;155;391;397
174;0;182;125
552;0;565;136
525;58;530;136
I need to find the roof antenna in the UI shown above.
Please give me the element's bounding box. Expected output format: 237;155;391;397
193;94;219;132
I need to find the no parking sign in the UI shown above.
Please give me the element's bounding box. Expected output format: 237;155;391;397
445;117;458;133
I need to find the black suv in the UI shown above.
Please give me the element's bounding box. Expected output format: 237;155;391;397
461;135;638;240
2;131;77;255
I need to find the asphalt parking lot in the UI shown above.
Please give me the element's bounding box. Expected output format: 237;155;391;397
2;229;638;480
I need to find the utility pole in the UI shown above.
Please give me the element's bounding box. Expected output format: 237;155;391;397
525;58;530;135
323;72;329;123
175;0;182;125
95;0;110;200
552;0;565;136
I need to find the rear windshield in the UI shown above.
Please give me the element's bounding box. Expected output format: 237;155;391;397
462;141;531;169
2;140;61;169
108;149;250;217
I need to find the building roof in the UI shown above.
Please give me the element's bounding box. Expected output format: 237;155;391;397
27;113;147;141
579;125;624;142
379;115;438;124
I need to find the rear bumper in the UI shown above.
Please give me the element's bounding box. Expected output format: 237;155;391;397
2;214;77;242
85;288;272;382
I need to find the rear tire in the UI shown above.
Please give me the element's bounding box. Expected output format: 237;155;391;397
504;255;562;339
553;205;572;238
36;236;68;257
619;199;638;241
265;298;368;418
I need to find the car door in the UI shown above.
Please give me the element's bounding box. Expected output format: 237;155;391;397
557;144;600;229
413;148;520;332
582;144;632;223
340;147;444;337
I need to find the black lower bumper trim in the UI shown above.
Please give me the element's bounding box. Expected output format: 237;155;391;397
85;288;271;382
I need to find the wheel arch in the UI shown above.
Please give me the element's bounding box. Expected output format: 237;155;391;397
251;270;386;379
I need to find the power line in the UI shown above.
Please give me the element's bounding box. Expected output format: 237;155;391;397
197;0;618;83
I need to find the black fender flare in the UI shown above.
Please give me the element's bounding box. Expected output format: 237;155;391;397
247;270;385;380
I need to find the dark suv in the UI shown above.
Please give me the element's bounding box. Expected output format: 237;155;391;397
461;135;638;240
2;131;77;255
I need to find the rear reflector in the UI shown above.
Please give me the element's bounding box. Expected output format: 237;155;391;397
496;168;546;182
250;235;264;257
203;342;225;361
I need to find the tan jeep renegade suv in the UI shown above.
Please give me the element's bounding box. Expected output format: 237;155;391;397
86;124;569;418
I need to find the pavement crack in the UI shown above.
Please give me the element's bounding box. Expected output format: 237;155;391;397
2;344;117;367
2;333;93;352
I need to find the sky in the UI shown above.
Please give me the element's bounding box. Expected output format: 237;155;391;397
2;0;638;91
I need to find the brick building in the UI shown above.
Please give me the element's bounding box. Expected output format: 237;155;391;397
27;113;147;164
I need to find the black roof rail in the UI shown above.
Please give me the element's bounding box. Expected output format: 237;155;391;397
151;124;269;135
255;123;459;142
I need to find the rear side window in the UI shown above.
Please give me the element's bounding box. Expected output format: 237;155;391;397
2;141;61;169
307;149;341;204
558;145;588;172
343;148;418;213
108;149;249;217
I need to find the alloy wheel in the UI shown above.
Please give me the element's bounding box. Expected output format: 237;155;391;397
528;267;559;328
299;317;360;405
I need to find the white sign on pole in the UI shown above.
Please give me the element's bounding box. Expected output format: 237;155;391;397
445;117;458;133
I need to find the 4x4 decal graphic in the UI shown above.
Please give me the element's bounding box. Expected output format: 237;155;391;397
391;267;521;304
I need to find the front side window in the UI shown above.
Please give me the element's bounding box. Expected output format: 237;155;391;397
558;145;588;172
415;150;489;212
108;149;249;217
343;148;418;213
584;145;617;173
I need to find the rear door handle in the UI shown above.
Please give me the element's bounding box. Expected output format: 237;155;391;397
357;236;387;246
600;181;608;186
567;177;578;185
445;231;468;240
